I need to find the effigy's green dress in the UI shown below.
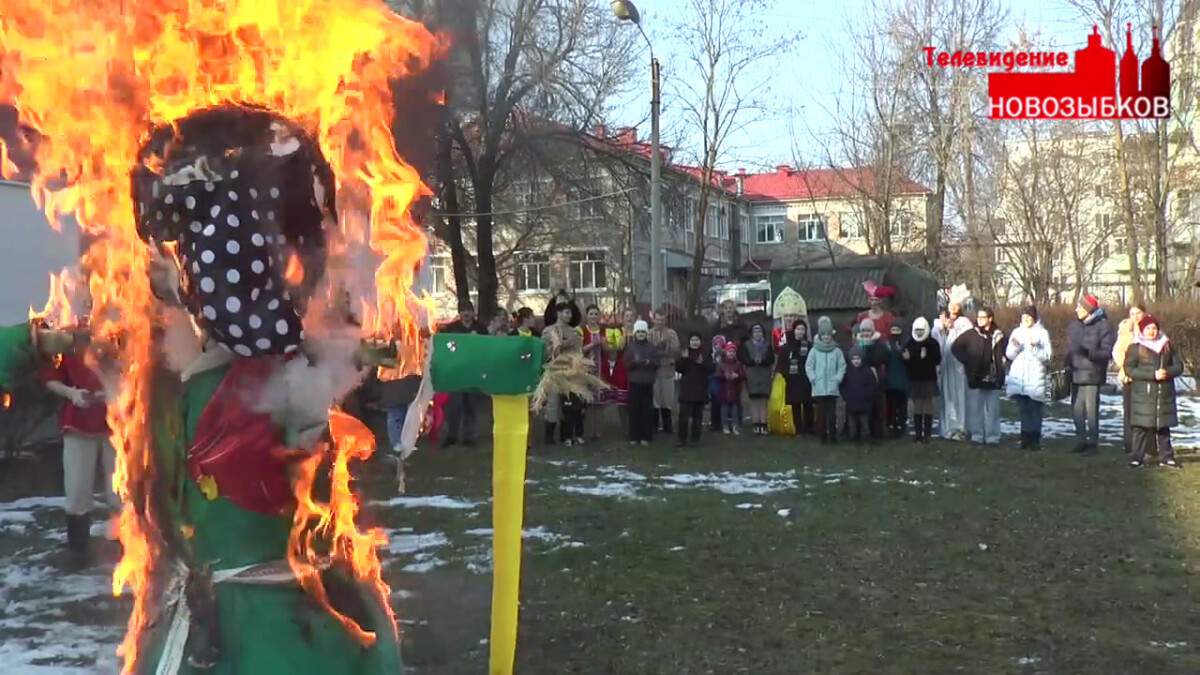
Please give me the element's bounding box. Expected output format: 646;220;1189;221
0;323;402;675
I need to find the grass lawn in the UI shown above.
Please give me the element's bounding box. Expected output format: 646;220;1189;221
383;427;1200;675
3;394;1200;674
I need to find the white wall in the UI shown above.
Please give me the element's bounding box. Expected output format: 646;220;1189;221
0;181;80;325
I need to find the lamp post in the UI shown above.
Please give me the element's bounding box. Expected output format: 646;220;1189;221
611;0;663;312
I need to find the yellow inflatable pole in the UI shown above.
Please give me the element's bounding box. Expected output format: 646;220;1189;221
489;394;529;675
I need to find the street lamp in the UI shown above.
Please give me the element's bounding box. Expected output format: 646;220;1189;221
611;0;663;313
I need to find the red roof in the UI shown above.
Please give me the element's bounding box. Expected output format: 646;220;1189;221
739;165;930;201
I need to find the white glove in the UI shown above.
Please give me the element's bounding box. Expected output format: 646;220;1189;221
66;388;90;408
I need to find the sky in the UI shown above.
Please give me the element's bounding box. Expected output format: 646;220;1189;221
604;0;1122;173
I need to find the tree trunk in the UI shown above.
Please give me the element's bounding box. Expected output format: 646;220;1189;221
1112;121;1145;303
474;178;499;318
686;181;713;317
1154;120;1170;298
436;130;472;305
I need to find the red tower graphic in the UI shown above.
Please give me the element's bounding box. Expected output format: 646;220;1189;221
987;24;1170;119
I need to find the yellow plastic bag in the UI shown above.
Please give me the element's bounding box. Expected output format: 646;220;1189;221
767;373;786;434
780;404;796;436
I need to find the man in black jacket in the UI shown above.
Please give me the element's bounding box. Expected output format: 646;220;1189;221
1066;294;1116;455
440;300;490;446
951;307;1007;446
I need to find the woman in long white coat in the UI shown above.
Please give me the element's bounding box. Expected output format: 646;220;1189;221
1005;306;1052;450
934;301;974;440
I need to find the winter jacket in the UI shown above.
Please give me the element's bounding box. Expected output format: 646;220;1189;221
900;337;941;382
378;374;422;409
1124;341;1183;429
740;338;776;398
840;363;880;414
440;318;489;335
775;338;813;403
952;325;1008;390
854;339;886;371
713;319;748;346
1112;318;1140;380
715;356;746;405
649;326;680;377
623;339;660;385
1066;310;1116;385
1005;322;1052;402
676;348;715;404
881;340;909;392
805;343;846;399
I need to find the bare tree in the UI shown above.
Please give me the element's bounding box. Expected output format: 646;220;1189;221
392;0;641;315
669;0;800;315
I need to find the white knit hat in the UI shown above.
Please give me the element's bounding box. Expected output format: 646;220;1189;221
633;320;649;332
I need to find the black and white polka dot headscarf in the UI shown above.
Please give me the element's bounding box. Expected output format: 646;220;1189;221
130;105;335;357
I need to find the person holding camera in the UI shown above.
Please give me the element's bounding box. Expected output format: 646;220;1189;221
951;307;1007;446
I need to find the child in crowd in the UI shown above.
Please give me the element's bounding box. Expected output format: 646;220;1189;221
675;332;715;447
805;317;846;445
882;323;910;438
775;320;814;434
717;342;746;435
623;320;658;445
509;307;539;337
901;317;942;443
1124;315;1183;469
853;318;887;438
840;346;880;444
741;323;776;435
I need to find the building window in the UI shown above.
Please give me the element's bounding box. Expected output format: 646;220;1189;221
1177;190;1191;219
1095;213;1112;231
515;252;550;292
891;211;913;238
839;211;864;239
797;213;826;242
755;214;785;244
569;250;607;291
570;178;606;220
1095;184;1105;198
430;256;448;295
719;207;729;241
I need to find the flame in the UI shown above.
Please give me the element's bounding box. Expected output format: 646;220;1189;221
288;409;391;644
29;270;77;328
284;250;305;286
2;392;10;410
0;1;440;671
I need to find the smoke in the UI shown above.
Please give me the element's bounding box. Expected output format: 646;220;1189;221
251;272;369;441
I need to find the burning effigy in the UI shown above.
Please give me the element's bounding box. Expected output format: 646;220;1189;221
0;0;442;673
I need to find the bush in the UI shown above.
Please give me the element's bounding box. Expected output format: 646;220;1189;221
994;301;1200;379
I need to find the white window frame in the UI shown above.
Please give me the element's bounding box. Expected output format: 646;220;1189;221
891;210;913;238
797;213;826;242
571;177;607;220
839;211;864;239
755;214;785;244
430;256;449;295
568;249;608;291
515;252;551;292
1095;213;1112;231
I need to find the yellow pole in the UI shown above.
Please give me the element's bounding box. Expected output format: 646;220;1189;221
488;394;529;674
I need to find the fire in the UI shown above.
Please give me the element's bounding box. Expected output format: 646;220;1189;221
288;409;392;644
284;250;305;286
29;270;77;328
0;1;440;672
2;392;10;410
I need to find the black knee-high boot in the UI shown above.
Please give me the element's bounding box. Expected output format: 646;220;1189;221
912;415;923;442
923;415;934;443
661;409;673;435
544;422;557;445
65;513;90;570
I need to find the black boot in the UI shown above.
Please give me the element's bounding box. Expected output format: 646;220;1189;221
65;513;90;571
922;415;934;444
1018;432;1029;450
544;422;557;446
1030;432;1042;451
912;416;923;442
662;409;673;435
